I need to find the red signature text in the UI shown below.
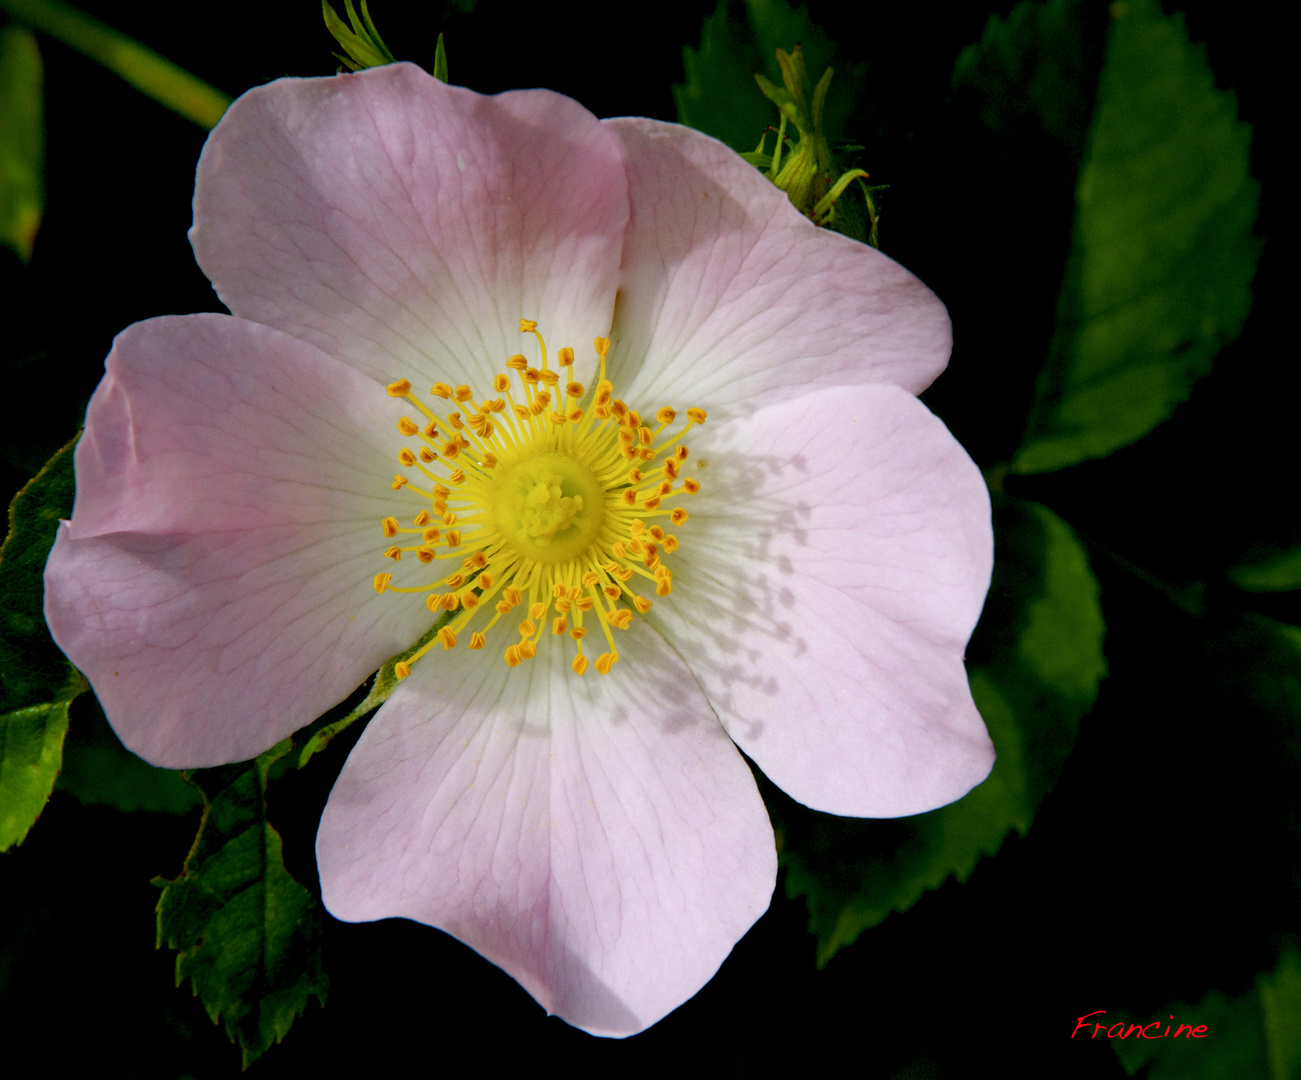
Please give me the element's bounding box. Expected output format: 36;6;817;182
1071;1011;1208;1040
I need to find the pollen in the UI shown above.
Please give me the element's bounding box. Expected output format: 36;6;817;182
373;321;702;676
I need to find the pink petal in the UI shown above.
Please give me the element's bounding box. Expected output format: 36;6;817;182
652;384;994;817
44;315;431;767
317;622;776;1036
603;118;952;418
192;64;629;391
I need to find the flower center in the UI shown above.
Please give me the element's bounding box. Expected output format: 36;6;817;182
374;320;704;679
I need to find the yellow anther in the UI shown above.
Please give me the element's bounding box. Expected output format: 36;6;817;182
505;645;522;667
391;475;408;490
423;422;439;438
558;347;574;366
519;319;538;332
481;453;498;469
621;489;637;506
611;542;627;558
513;403;531;420
570;627;587;641
566;382;584;398
414;511;431;526
442;441;461;458
656;578;673;597
552;617;568;635
530;602;547;620
448;469;465;484
626;468;642;484
582;572;600;588
397;416;419;435
674;446;689;462
416;547;435;563
518;619;537;638
656;406;676;425
525;368;541;383
399;448;416;466
595;653;616;675
454;385;473;401
447;413;464;430
664;459;679;480
446;530;462;547
493;373;511;392
439;627;458;650
442;511;457;526
373;573;392;593
382;517;399;538
671;508;689;525
478;572;495;589
441;594;459;611
519;640;537;659
464;551;487;570
664;535;679;552
608;610;633;630
508;354;528;370
445;573;465;588
384;546;401;560
633;595;652;614
686;407;707;424
594;337;609;356
611;400;627;419
469;633;486;650
431;382;453;399
539;369;560;386
422;527;441;542
395;661;412;679
567;407;583;423
643;496;662;511
419;447;436;463
425;595;441;613
649;526;665;541
572;655;589;676
604;584;621;600
387;378;412;396
459;589;479;609
502;587;522;608
576;596;594;612
682;478;700;494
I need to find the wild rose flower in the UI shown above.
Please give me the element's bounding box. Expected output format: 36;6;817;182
43;64;994;1035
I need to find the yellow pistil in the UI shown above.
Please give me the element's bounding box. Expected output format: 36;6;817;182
375;320;703;679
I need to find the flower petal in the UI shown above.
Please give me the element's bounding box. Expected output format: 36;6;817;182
65;315;404;539
317;622;776;1036
192;64;629;391
604;118;951;417
44;315;431;767
651;384;994;817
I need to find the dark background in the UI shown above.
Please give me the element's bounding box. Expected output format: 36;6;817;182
1;2;1285;1076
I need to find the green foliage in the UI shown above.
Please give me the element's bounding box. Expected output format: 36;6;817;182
1011;0;1259;473
323;0;396;71
777;497;1105;964
1111;942;1301;1080
155;740;326;1067
674;0;861;155
0;25;43;261
1231;547;1301;594
57;696;201;814
952;0;1099;166
0;434;84;848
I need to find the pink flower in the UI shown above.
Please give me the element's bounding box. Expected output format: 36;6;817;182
44;64;993;1035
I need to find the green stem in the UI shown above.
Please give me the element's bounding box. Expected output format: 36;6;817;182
1;0;230;129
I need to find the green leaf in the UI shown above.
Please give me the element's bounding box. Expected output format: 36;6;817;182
56;695;201;814
1012;0;1259;473
0;434;84;848
322;0;395;71
1230;547;1301;594
0;699;70;849
674;0;861;155
0;26;43;261
432;31;447;84
776;497;1104;964
155;740;326;1067
1111;941;1301;1080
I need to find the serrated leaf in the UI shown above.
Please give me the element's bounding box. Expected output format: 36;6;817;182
0;434;84;848
155;740;326;1067
0;26;44;261
1111;942;1301;1080
0;698;71;849
674;0;861;154
776;497;1104;964
1013;0;1259;473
